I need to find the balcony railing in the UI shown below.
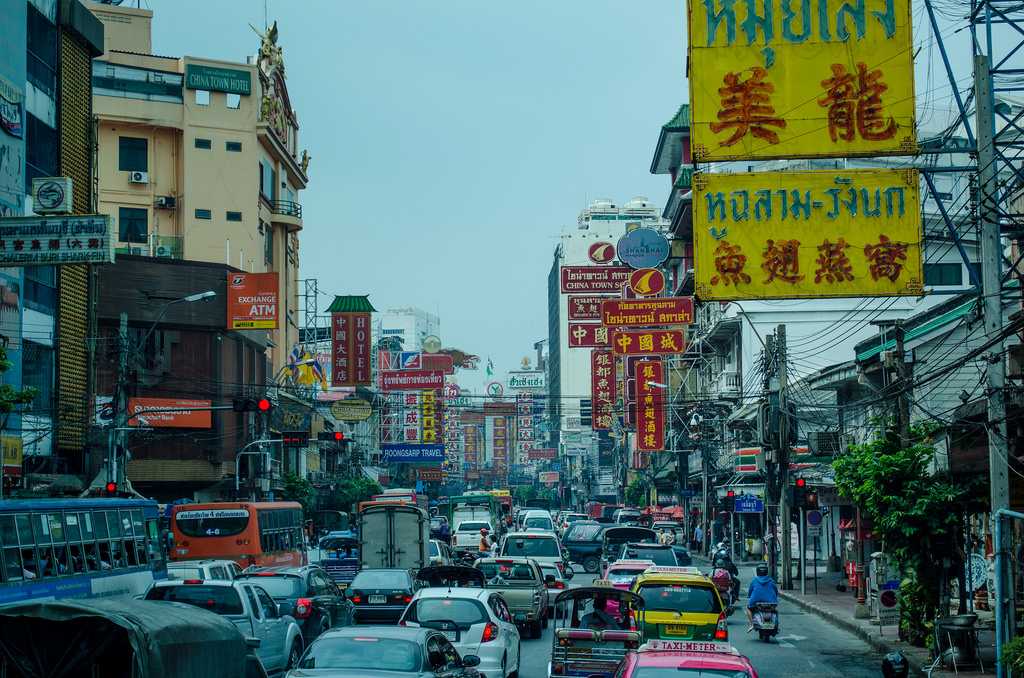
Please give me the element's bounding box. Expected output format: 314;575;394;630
270;200;302;219
715;370;742;397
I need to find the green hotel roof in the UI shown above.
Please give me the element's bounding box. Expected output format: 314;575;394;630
326;295;376;313
662;103;690;131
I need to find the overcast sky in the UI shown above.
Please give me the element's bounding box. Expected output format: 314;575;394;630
148;0;687;391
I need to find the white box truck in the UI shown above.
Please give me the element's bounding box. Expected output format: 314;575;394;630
358;502;430;571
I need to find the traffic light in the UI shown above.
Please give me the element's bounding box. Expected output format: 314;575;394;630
232;397;273;413
805;490;819;509
793;477;807;508
722;489;735;512
281;431;310;446
317;430;347;443
104;481;118;496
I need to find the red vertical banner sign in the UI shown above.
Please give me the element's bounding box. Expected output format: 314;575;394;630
331;312;372;387
635;360;665;451
591;350;616;430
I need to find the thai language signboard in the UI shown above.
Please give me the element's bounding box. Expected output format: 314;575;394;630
0;215;113;266
228;272;279;329
560;266;632;293
693;169;923;300
602;298;694;327
568;295;613;320
331;312;372;386
688;0;917;161
635;360;665;451
612;329;686;355
591;350;616;430
380;370;445;391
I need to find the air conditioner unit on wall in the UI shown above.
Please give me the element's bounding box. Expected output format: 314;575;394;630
808;431;846;456
154;245;173;258
129;171;148;184
154;195;176;209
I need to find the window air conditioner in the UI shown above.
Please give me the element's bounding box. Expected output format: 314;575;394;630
154;195;176;209
129;171;149;184
154;245;173;258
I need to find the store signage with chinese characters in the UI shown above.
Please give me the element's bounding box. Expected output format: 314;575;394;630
0;215;113;266
381;370;445;391
493;415;508;470
464;424;478;465
635;360;665;451
539;471;560;484
612;329;686;355
528;448;557;460
331;312;372;386
693;170;923;300
688;0;916;161
602;298;694;327
560;266;632;293
127;397;212;429
228;271;279;329
587;242;616;264
421;390;442;444
568;295;614;320
616;228;670;269
184;64;252;95
628;268;666;296
516;392;535;461
591;350;615;431
568;323;611;348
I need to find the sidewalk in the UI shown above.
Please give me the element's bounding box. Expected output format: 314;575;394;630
695;556;995;677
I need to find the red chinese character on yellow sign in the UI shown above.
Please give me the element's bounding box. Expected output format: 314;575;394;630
710;240;752;286
709;67;787;147
818;62;897;143
761;239;803;284
864;234;908;282
814;238;855;284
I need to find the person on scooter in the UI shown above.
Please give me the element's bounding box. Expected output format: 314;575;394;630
746;563;779;632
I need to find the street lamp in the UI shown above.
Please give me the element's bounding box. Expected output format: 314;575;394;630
139;290;217;347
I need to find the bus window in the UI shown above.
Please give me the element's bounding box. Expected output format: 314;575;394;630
0;515;22;582
94;511;109;540
46;513;64;542
107;512;122;539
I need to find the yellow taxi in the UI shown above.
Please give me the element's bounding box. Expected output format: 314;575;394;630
629;566;729;642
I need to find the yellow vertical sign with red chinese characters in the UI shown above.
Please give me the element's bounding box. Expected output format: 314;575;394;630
688;0;917;161
693;169;923;300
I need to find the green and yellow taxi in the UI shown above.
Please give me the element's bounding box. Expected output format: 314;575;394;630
629;566;729;642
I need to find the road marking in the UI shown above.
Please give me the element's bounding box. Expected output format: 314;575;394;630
777;641;795;648
775;634;807;642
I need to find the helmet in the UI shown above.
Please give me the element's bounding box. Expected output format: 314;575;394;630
480;528;489;535
756;563;769;576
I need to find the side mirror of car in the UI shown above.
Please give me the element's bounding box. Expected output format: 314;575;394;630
462;654;481;668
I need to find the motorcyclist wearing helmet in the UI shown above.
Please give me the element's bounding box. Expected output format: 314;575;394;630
746;562;779;631
478;527;490;553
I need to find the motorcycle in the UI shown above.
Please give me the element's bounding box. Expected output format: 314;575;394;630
751;602;779;642
710;568;737;616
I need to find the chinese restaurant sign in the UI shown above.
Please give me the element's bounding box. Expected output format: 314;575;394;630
568;295;614;320
591;350;616;431
693;169;923;300
568;323;611;348
688;0;916;161
0;215;113;266
602;298;694;327
228;272;279;329
612;329;686;355
331;312;372;387
635;360;665;451
560;266;632;293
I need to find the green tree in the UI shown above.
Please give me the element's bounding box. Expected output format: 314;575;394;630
333;476;382;513
281;472;314;517
0;343;36;415
625;477;649;507
513;485;537;503
832;426;977;645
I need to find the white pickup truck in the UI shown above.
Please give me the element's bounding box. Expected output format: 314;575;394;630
452;515;493;550
146;579;304;674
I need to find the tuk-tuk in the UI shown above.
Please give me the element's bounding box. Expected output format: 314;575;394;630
416;564;487;588
548;584;645;678
319;533;360;587
600;526;658;573
0;598;266;678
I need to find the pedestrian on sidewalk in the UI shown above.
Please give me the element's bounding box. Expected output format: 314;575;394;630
693;523;704;553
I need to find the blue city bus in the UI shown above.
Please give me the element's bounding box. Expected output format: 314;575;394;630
0;498;167;605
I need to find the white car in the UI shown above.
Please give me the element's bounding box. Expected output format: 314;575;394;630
400;586;521;678
166;559;243;581
499;532;567;574
538;562;573;613
520;510;555;533
429;539;453;566
453;520;492;549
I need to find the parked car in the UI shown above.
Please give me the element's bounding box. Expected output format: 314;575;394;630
561;521;606;573
166;558;243;581
287;625;483;677
237;565;354;641
474;557;548;638
537;561;572;614
145;578;304;673
400;586;521;678
347;568;417;624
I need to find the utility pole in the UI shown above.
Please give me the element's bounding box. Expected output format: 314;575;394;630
763;333;777;578
893;320;911;442
109;312;130;490
976;53;1012;659
777;324;793;590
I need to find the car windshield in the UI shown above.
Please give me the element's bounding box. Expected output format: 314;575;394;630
412;598;487;625
625;548;677;566
352;570;409;589
457;521;490;532
298;637;421;671
565;524;603;541
503;537;559;557
634;670;749;678
166;566;205;580
239;575;303;598
477;562;537;582
638;583;722;613
429;542;439;556
145;585;243;615
524;517;553;530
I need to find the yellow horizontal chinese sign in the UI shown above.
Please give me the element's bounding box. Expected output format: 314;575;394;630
693;169;923;300
688;0;917;161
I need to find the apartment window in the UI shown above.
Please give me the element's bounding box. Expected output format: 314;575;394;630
194;209;212;220
226;141;242;152
924;263;962;287
263;223;273;265
195;89;210;106
118;137;148;172
226;93;241;109
25;114;58;182
226;211;242;222
118;207;148;244
24;266;56;314
23;340;54;410
194;138;212;149
26;5;57;97
259;162;275;201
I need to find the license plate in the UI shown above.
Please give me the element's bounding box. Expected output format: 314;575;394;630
369;595;386;604
442;630;457;641
665;624;689;635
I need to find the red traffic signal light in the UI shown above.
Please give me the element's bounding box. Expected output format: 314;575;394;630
105;481;118;495
795;478;807;488
257;398;271;412
726;490;735;497
334;431;345;441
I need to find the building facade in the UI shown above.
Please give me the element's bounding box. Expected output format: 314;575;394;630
372;307;441;353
